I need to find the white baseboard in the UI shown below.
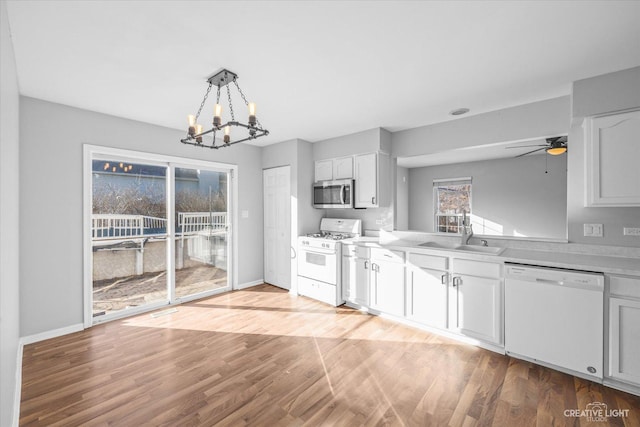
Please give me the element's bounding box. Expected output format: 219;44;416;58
235;279;264;290
20;323;84;346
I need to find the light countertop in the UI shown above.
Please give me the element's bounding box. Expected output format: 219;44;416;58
342;238;640;276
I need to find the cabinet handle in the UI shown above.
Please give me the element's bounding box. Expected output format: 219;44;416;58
453;276;462;287
364;260;369;269
371;196;376;204
441;274;447;285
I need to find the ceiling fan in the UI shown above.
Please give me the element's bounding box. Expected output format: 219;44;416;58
506;136;568;157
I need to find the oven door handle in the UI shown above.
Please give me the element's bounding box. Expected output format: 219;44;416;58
341;185;346;204
299;247;335;255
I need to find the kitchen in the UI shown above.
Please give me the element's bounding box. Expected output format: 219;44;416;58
3;1;640;425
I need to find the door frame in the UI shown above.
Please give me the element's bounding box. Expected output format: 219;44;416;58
83;145;238;327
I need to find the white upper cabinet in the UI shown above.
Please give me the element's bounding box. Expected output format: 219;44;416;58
354;152;389;208
314;159;333;182
315;157;354;181
333;156;354;180
585;109;640;206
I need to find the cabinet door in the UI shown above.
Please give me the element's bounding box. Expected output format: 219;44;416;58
342;255;356;302
354;153;378;208
609;297;640;385
371;260;405;317
314;160;333;182
586;110;640;206
453;274;502;345
407;267;448;329
355;258;370;306
333;156;353;180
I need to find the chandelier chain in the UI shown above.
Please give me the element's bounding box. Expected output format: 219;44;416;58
233;80;263;129
194;81;213;123
226;84;235;121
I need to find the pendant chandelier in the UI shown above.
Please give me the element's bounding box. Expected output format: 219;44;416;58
181;68;269;149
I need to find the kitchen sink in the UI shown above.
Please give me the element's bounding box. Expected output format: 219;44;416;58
454;245;505;255
418;242;504;255
417;241;458;249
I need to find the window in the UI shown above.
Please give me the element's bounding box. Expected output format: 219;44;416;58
433;177;472;234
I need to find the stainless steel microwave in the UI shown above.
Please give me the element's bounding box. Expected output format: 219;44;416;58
313;179;353;209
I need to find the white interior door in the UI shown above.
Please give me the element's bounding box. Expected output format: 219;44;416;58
264;166;291;289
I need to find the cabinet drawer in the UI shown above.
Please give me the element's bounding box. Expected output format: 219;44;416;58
408;253;448;271
610;275;640;299
371;248;404;263
342;244;357;257
453;259;501;278
298;276;339;306
356;245;370;258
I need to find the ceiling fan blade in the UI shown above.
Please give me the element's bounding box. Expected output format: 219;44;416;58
505;144;547;149
547;136;568;144
515;147;545;158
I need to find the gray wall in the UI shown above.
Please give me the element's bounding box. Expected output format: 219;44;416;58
313;127;390;160
407;155;567;239
19;97;265;337
392;97;571;158
568;66;640;247
0;2;21;424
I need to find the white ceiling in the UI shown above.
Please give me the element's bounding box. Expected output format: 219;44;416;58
5;1;640;147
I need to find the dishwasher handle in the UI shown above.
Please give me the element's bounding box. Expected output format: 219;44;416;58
536;278;564;286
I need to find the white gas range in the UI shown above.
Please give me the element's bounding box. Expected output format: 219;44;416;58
297;218;362;306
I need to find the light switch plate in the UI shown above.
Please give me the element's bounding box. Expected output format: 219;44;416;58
584;223;603;237
623;227;640;236
241;210;249;219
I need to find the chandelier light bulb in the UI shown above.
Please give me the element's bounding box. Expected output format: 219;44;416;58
224;126;231;144
187;115;196;136
213;104;222;127
248;102;257;126
195;124;203;143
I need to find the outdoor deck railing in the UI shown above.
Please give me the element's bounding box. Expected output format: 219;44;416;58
92;214;167;240
92;212;227;240
178;212;227;234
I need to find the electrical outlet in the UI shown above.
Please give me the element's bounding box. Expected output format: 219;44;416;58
584;224;603;237
241;210;249;219
623;227;640;236
376;219;383;225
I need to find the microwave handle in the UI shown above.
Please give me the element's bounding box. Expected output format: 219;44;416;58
341;185;346;204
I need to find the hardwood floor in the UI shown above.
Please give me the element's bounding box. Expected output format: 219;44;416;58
20;284;640;426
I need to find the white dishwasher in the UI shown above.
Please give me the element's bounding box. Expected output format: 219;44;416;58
505;264;604;381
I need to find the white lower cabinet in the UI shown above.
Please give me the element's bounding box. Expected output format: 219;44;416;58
342;245;370;306
607;275;640;390
406;253;449;329
370;248;405;317
407;266;448;329
451;259;502;345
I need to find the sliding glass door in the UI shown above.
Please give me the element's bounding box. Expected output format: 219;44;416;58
86;147;234;324
91;158;169;318
174;166;230;299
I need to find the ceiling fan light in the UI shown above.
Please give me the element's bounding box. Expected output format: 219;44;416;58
546;146;567;155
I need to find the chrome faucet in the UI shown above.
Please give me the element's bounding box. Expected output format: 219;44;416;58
461;210;473;245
